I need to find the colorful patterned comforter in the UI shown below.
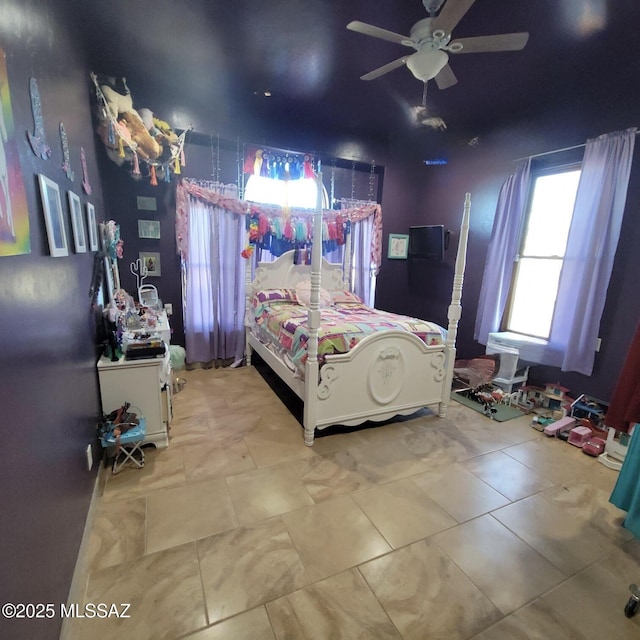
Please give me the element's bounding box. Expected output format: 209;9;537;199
251;289;446;372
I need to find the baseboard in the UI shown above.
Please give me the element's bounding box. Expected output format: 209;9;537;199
59;463;105;640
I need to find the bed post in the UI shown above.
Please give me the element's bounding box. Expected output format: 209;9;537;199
440;192;471;417
244;216;254;366
343;218;352;291
302;171;324;445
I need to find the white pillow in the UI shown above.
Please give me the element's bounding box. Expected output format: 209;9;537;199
295;280;333;308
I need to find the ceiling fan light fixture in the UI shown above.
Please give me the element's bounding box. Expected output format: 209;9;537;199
406;49;449;82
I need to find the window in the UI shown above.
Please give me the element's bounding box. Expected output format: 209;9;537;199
244;175;328;209
505;167;581;339
475;128;635;375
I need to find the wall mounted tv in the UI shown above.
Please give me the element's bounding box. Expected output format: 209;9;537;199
408;225;448;261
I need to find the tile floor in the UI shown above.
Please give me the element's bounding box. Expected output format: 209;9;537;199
67;365;640;639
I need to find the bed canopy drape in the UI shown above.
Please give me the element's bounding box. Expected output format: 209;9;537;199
175;178;383;268
175;178;384;364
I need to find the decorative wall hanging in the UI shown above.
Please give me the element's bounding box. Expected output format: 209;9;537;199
90;72;190;186
68;190;86;253
27;77;51;159
101;219;123;261
0;48;30;255
243;146;316;181
80;146;92;194
136;196;157;211
388;234;409;259
86;202;98;251
138;219;160;239
139;251;161;276
59;122;74;181
38;174;68;257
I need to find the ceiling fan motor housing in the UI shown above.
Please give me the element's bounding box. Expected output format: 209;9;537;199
409;18;451;49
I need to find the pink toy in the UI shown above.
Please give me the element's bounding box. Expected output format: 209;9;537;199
583;437;606;457
568;425;593;447
543;416;576;437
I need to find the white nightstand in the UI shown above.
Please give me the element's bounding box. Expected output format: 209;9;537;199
97;348;172;448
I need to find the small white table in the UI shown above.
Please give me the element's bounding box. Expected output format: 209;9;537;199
97;349;172;448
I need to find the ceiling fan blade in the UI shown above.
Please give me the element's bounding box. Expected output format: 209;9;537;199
449;32;530;53
432;0;476;34
347;20;412;46
360;56;409;81
434;63;458;89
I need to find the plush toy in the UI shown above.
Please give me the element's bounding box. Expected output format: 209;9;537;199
119;111;161;161
137;108;181;164
98;76;161;162
99;76;134;118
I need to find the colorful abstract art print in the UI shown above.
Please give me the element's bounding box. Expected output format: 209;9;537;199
0;48;30;255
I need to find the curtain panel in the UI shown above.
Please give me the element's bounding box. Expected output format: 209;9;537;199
474;159;531;344
182;184;246;366
550;127;636;375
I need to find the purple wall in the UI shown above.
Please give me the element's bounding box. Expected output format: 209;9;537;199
0;3;106;639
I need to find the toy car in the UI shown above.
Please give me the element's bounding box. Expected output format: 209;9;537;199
582;436;606;457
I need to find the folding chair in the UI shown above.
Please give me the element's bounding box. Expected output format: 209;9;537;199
100;415;147;475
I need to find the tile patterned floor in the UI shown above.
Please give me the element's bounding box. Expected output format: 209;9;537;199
67;366;640;639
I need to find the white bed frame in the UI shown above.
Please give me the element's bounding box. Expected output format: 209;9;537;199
245;188;471;445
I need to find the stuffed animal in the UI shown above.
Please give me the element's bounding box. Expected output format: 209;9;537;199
98;76;161;162
136;108;181;164
98;76;134;119
119;111;161;161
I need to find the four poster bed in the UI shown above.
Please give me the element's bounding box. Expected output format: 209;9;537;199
245;189;471;446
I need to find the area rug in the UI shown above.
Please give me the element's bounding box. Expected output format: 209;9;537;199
451;391;527;422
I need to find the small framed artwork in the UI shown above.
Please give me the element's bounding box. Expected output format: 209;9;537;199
388;233;409;260
136;196;157;211
86;202;99;251
138;219;161;239
68;190;86;253
140;251;161;277
38;174;68;257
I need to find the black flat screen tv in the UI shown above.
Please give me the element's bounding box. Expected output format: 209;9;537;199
408;225;446;261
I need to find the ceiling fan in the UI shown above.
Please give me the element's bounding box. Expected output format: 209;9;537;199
347;0;529;89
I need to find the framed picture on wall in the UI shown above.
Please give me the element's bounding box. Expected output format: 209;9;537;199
138;219;161;239
139;251;161;277
86;202;99;251
68;190;86;253
38;174;68;257
388;233;409;260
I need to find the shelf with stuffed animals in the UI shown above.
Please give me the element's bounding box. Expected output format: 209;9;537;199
91;72;191;185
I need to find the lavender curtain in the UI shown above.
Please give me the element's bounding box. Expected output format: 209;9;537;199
549;128;636;375
474;159;531;344
184;184;246;365
350;215;376;307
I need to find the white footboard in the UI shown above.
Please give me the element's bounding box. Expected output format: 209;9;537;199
305;331;449;445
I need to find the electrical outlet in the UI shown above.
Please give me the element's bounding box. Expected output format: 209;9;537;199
86;444;93;471
164;303;173;316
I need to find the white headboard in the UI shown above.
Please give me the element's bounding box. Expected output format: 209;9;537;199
252;250;346;292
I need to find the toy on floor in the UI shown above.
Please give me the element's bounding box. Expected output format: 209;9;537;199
568;425;593;447
625;584;640;618
462;383;505;419
543;416;576;437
